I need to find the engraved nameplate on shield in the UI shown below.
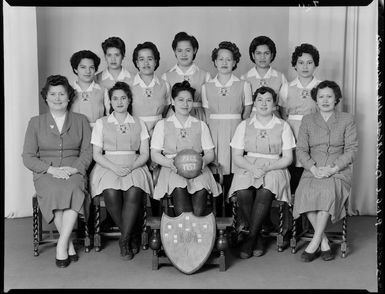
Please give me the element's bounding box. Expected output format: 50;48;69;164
160;212;216;274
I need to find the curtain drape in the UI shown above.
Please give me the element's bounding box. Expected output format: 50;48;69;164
4;3;39;217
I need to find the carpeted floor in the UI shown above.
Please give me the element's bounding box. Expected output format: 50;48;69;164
3;216;377;291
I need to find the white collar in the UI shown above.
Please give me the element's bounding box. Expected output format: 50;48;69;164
289;76;320;89
107;112;135;124
101;67;132;81
73;80;101;92
209;74;240;87
132;73;160;88
248;114;282;128
166;114;198;129
247;67;278;79
170;63;198;76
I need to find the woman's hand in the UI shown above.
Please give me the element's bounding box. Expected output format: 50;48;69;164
169;159;178;173
47;166;71;180
251;165;266;179
112;165;131;177
318;165;339;178
60;166;78;175
310;166;325;179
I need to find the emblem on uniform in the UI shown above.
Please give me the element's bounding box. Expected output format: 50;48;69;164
301;89;310;99
258;79;268;87
81;92;89;101
219;87;229;96
183;75;191;82
179;128;187;138
118;124;128;134
144;88;153;98
160;212;216;274
258;129;267;139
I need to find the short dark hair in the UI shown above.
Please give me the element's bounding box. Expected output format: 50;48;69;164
101;36;126;57
291;43;320;67
108;81;133;114
132;41;160;71
172;32;199;60
211;41;242;71
252;86;278;104
171;80;196;99
70;50;101;75
249;36;277;63
310;80;342;105
40;75;76;110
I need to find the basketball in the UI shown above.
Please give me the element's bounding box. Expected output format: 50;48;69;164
173;149;203;179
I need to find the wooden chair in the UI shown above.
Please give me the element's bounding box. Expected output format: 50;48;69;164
92;194;150;252
145;162;238;272
290;195;349;258
32;194;91;256
231;196;292;252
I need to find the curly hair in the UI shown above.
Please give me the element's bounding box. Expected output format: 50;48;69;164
249;36;277;63
108;81;133;114
101;36;126;57
291;43;320;67
171;80;196;99
310;80;342;105
211;41;241;71
40;75;75;110
70;50;101;75
172;32;199;60
252;86;278;104
132;41;160;71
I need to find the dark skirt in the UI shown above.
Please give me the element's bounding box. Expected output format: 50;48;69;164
34;173;88;224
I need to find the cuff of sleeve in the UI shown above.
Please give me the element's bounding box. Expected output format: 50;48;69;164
303;159;316;171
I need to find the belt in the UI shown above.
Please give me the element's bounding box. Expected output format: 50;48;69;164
139;115;162;122
288;114;304;120
192;102;202;108
247;152;280;159
209;114;241;120
105;151;136;155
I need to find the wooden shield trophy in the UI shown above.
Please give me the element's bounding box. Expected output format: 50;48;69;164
160;212;216;274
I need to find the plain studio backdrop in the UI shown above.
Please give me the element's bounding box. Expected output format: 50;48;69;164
4;4;378;218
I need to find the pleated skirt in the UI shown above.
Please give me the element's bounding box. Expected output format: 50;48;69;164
293;176;350;223
153;166;222;200
34;173;87;224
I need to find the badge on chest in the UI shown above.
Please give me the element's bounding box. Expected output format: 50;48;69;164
218;87;230;96
81;92;90;101
301;89;310;99
258;79;268;87
117;124;129;134
144;88;153;98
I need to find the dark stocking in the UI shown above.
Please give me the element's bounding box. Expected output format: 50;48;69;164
121;187;143;242
171;188;192;216
102;189;123;230
236;188;255;229
192;189;210;216
241;188;275;254
288;165;304;194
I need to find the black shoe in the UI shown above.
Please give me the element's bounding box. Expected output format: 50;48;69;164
55;258;70;268
321;249;334;261
69;253;79;262
239;238;253;259
300;248;321;262
131;236;140;255
252;237;265;257
119;237;128;257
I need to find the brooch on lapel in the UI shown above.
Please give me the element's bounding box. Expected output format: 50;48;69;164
218;87;229;96
144;88;153;98
50;125;54;129
183;75;191;83
258;130;267;139
81;92;89;101
179;128;187;138
258;79;268;87
301;89;310;99
118;124;128;134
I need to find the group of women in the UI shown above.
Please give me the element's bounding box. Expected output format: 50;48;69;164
22;32;358;269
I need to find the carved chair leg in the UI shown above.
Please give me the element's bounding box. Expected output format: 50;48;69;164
141;197;149;250
276;202;284;252
217;229;227;272
149;229;161;270
341;212;348;258
94;199;101;252
290;217;297;254
33;198;40;256
84;217;91;253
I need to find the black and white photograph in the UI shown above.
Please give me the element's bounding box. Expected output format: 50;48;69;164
3;1;381;292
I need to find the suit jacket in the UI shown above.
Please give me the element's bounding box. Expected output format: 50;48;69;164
296;110;358;184
22;111;92;181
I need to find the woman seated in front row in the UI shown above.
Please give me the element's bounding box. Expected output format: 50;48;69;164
89;81;153;260
150;81;222;216
22;75;93;268
293;80;358;262
228;86;296;259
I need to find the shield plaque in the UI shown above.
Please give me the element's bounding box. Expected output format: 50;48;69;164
160;212;216;274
